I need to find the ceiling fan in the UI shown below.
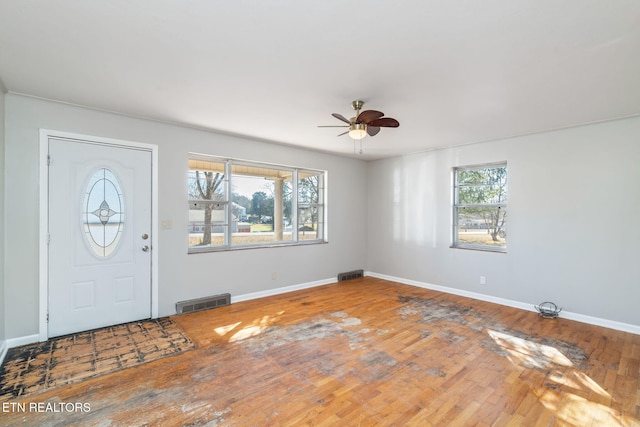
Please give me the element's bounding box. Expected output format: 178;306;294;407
319;100;400;140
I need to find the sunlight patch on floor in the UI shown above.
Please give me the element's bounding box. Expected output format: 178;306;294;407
487;329;639;427
214;322;242;336
488;329;573;369
227;312;284;342
546;370;610;399
534;387;638;427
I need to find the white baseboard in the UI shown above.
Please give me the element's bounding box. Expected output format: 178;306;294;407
232;277;336;304
366;271;640;335
6;334;41;348
0;334;40;365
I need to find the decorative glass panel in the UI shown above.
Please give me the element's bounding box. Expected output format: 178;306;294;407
83;168;125;257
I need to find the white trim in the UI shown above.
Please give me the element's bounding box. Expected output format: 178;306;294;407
38;129;159;341
231;277;335;304
6;334;40;349
150;146;159;318
39;134;49;341
0;340;7;367
365;271;640;335
557;311;640;335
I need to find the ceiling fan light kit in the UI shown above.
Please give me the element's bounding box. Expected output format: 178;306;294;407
348;123;367;140
319;100;400;142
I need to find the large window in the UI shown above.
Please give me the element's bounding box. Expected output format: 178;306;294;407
188;154;326;252
452;163;507;252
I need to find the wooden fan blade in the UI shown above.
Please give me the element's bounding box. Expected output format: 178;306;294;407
367;126;381;137
337;130;349;137
368;117;399;128
356;110;384;124
332;113;351;124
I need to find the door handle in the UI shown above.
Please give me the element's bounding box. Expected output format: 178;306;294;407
142;233;149;240
142;245;149;252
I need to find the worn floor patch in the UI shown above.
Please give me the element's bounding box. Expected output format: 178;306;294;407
237;312;400;383
239;318;345;354
398;296;481;327
483;327;589;369
398;295;589;369
0;318;194;401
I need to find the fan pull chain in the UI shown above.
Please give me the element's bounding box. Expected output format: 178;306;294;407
353;140;363;155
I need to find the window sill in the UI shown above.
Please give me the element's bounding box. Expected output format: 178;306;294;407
450;244;507;254
188;239;328;254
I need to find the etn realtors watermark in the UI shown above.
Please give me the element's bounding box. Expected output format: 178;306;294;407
2;401;91;413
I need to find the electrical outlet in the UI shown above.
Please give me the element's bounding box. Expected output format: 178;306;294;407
480;276;486;285
271;272;277;280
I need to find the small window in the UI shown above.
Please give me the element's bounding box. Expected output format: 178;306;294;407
452;163;507;252
188;155;327;252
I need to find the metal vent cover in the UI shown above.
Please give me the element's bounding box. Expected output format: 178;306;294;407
176;293;231;314
337;269;364;282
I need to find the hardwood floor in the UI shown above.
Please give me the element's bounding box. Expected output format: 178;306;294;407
2;277;639;426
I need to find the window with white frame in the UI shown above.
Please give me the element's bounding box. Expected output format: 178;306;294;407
188;154;326;252
452;163;507;252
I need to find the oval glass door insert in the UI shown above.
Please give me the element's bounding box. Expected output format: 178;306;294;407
83;168;125;257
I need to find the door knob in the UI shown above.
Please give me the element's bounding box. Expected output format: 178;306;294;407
142;233;149;240
142;245;149;252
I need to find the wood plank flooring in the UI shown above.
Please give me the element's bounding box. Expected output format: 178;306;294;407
1;277;639;426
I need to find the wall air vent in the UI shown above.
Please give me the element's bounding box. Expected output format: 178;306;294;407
176;293;231;314
337;269;364;282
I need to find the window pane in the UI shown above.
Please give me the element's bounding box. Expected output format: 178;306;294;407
298;173;321;204
231;165;293;245
456;206;507;247
457;167;507;186
457;184;507;204
189;202;227;247
298;206;323;240
188;160;226;201
298;172;324;241
188;158;228;249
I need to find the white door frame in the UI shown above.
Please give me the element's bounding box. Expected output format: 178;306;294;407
38;129;159;341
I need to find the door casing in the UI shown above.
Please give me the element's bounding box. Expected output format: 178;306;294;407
39;129;159;341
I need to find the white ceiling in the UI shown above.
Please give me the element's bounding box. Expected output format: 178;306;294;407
1;1;639;160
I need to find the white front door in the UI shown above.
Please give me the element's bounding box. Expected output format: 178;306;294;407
48;137;153;337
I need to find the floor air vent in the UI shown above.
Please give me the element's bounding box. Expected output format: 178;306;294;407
176;293;231;314
337;269;364;282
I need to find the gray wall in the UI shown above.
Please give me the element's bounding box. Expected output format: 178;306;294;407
4;92;640;341
4;94;368;339
0;89;5;344
366;116;640;326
